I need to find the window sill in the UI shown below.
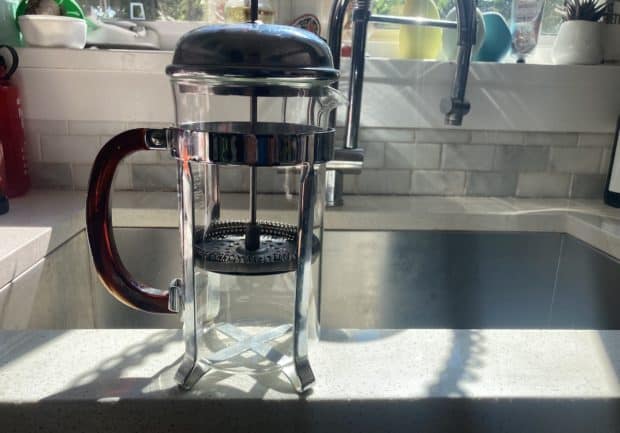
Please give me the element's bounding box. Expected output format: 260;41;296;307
14;47;620;133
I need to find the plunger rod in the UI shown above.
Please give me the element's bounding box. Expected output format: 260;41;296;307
245;94;261;251
250;0;258;22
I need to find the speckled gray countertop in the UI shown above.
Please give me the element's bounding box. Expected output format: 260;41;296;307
0;328;619;432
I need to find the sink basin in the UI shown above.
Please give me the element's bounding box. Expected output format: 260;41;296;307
322;230;620;329
97;228;620;330
2;228;619;433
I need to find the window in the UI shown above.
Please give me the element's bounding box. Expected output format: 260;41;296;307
77;0;212;21
77;0;564;33
372;0;564;34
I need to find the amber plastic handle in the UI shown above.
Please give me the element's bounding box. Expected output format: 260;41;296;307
86;128;172;313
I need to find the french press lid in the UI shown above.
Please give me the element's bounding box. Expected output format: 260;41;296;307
166;23;339;84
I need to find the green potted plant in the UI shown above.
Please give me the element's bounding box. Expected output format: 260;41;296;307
552;0;610;64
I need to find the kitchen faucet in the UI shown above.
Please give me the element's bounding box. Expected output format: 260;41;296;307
326;0;477;206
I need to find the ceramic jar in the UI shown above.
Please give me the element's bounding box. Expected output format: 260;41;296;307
552;20;604;65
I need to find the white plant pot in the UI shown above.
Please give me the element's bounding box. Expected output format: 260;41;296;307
552;20;603;65
19;15;86;49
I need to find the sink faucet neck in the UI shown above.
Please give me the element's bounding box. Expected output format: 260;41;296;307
327;0;476;205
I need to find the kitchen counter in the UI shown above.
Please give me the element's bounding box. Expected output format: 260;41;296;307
3;190;620;290
0;328;619;432
2;191;620;432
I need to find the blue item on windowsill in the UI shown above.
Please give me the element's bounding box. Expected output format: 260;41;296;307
474;12;512;62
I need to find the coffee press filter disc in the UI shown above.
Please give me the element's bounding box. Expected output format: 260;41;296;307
195;220;320;275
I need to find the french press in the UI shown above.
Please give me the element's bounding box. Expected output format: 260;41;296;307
86;8;344;393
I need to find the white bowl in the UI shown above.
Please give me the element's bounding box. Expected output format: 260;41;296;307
19;15;86;49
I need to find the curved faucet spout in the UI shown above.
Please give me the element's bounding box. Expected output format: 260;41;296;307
326;0;477;206
328;0;477;136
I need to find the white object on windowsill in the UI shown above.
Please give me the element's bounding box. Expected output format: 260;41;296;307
86;20;160;50
18;15;86;49
552;20;604;65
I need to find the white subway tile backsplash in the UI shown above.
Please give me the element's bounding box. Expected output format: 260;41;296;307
570;174;605;198
516;173;571;198
343;172;357;194
494;146;549;172
354;170;411;194
125;149;161;164
470;131;524;145
23;120;611;199
112;165;133;191
414;143;443;169
68;121;127;136
24;119;68;135
19;68;174;122
30;162;73;189
411;171;466;195
40;135;101;164
132;165;177;191
578;133;614;147
525;132;578;146
360;142;385;169
415;128;470;144
24;130;41;162
70;164;90;190
441;144;495;171
466;172;518;197
358;128;413;143
71;164;132;190
385;142;441;169
549;147;602;173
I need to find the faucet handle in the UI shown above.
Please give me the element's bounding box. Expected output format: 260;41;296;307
326;148;365;174
440;97;471;126
325;148;365;207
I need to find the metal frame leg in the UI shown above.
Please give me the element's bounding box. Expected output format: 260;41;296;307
174;159;211;390
283;162;317;393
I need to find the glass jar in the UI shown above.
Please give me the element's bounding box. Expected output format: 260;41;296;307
171;75;343;379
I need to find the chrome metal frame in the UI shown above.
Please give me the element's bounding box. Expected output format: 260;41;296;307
174;158;208;389
326;0;477;207
166;126;323;392
166;123;335;166
288;162;318;391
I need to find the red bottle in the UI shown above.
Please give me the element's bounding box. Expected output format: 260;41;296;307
0;45;30;198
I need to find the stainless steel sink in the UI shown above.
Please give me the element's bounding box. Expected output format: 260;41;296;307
97;228;620;330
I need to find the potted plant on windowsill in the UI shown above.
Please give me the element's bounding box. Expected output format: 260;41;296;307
552;0;609;64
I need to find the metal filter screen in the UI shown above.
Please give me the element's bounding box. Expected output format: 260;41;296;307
194;220;320;275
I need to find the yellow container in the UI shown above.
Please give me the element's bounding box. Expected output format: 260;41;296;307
399;0;443;60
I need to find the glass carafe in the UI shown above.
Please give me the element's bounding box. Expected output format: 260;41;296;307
85;23;343;392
